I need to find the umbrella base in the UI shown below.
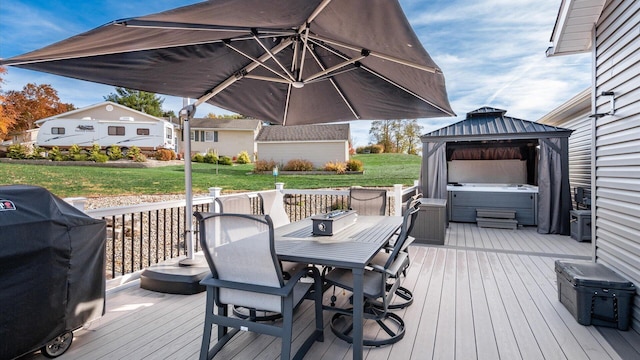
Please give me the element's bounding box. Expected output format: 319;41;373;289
140;256;209;295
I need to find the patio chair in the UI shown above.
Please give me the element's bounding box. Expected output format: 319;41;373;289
214;194;252;214
348;187;387;215
369;197;421;310
259;190;307;280
323;203;419;346
195;212;323;360
259;190;290;228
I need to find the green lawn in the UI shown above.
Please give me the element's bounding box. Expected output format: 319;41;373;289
0;154;421;198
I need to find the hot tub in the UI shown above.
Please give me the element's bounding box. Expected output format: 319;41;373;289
447;183;538;225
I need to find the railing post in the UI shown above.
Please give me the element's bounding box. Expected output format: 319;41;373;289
393;184;403;216
275;182;285;191
64;197;87;212
209;187;222;212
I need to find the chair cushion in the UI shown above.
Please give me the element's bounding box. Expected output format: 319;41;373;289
324;268;385;299
219;280;312;313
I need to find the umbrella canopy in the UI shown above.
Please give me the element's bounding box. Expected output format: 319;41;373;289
1;0;453;125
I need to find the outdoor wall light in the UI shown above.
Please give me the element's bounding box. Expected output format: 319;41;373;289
589;91;616;118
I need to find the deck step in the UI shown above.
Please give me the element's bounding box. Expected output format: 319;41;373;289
476;217;518;230
476;208;516;219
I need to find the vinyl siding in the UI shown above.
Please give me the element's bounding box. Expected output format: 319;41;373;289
539;91;592;208
190;130;256;157
594;0;640;331
257;141;348;168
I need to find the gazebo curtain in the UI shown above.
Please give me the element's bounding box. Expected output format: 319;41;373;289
537;137;571;235
421;141;447;199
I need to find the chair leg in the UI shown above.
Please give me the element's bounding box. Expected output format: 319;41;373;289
200;289;215;360
281;297;293;360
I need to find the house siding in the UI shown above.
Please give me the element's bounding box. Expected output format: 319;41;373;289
593;0;640;331
538;92;592;208
257;141;348;168
190;129;257;158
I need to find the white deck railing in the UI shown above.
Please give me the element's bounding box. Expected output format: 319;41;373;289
67;182;420;280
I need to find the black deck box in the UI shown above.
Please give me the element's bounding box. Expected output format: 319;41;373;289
555;260;636;330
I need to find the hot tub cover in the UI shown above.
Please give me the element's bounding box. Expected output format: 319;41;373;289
0;185;106;359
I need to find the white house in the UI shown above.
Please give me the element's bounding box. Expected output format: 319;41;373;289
256;123;351;168
175;118;262;158
547;0;640;332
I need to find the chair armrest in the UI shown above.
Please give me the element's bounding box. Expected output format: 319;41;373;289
368;252;409;277
201;275;291;297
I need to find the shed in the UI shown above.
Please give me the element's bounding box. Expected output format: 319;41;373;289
420;107;573;234
256;124;350;168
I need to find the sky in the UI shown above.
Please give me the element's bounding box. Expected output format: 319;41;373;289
0;0;592;147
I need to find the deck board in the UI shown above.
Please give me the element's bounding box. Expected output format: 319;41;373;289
18;222;637;360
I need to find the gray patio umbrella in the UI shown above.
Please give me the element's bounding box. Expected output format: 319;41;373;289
1;0;454;261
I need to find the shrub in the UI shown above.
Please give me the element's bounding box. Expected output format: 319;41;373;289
48;146;65;161
254;159;278;172
283;159;313;171
236;151;251;164
155;148;176;161
68;144;86;161
324;161;347;174
370;144;384;153
126;146;146;162
219;156;233;165
107;145;123;160
331;198;349;211
204;151;218;164
27;145;46;159
7;144;27;159
346;158;364;172
192;153;204;163
88;143;108;163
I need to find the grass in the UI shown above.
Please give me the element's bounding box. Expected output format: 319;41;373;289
0;153;421;198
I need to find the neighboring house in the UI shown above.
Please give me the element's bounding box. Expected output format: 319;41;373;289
1;128;39;151
547;0;639;332
537;89;591;209
256;124;351;168
175;118;262;158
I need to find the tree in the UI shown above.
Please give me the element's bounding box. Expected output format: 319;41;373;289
369;120;394;153
0;67;18;139
104;87;165;117
2;81;74;136
369;119;423;154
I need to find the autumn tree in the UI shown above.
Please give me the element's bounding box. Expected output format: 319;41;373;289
369;120;394;153
104;87;166;117
2;81;75;136
0;67;18;139
369;119;423;154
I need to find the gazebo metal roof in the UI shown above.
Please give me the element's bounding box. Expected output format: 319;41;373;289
422;107;572;141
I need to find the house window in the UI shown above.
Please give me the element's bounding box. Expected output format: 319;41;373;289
205;131;216;142
108;126;125;136
166;127;172;139
137;128;150;135
51;127;65;134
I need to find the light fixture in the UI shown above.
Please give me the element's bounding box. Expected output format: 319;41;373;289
589;91;615;118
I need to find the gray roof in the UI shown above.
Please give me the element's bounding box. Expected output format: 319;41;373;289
256;124;350;142
189;118;262;130
422;107;572;141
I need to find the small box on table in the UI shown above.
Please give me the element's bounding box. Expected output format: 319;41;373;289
311;210;357;236
555;260;635;330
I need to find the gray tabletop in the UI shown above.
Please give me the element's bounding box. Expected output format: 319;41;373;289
274;215;402;268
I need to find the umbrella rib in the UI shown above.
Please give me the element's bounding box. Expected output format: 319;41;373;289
118;19;296;37
244;74;290;84
310;39;455;116
308;34;441;74
251;32;296;82
305;43;360;119
225;42;292;83
194;37;294;107
303;54;367;83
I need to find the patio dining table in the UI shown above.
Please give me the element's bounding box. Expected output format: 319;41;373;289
274;215;403;360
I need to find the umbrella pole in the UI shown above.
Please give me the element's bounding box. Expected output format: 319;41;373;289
179;104;198;266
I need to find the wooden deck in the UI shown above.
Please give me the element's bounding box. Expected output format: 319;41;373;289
21;223;639;360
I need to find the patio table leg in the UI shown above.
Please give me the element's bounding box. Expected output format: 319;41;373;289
352;267;364;360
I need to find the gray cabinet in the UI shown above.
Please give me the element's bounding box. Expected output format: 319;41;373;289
410;198;447;245
448;191;537;226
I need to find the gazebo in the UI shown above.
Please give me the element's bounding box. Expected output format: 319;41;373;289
420;107;573;234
